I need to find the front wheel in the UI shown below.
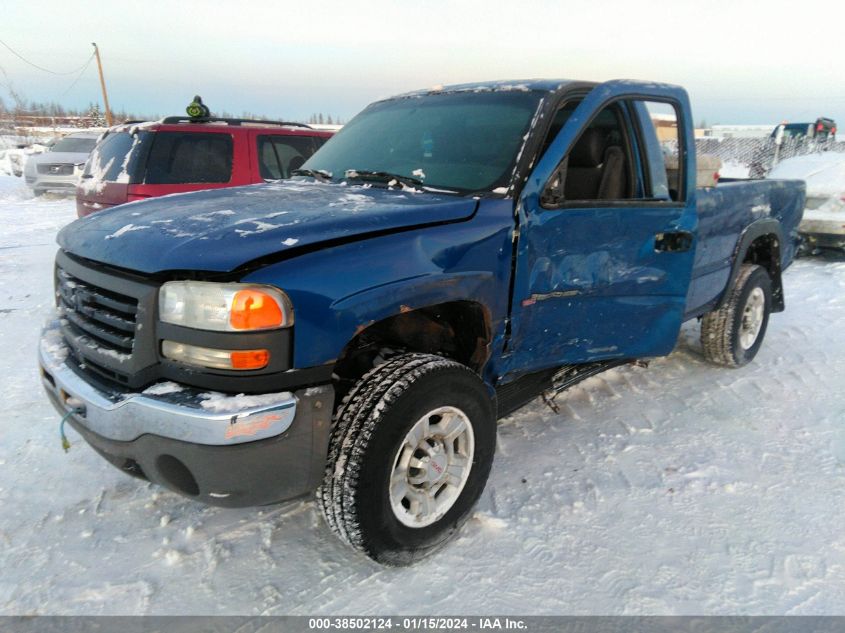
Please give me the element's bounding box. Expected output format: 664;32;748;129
318;353;496;565
701;263;772;367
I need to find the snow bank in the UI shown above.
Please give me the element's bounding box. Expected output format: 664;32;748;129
768;152;845;197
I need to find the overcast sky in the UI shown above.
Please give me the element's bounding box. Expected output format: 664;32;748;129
3;0;844;126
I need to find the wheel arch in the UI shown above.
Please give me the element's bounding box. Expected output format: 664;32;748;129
332;299;494;401
719;219;785;313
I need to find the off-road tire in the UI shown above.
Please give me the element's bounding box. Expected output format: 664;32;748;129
317;353;496;565
701;263;772;367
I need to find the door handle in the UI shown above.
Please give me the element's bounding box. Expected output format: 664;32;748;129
654;231;693;253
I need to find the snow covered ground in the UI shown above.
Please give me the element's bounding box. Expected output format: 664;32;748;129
1;174;844;615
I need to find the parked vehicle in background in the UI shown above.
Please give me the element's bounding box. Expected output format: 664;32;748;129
771;118;837;142
768;152;845;252
41;78;805;565
76;116;333;217
23;131;99;195
747;117;838;178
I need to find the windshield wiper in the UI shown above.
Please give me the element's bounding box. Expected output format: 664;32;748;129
291;168;333;182
344;169;424;189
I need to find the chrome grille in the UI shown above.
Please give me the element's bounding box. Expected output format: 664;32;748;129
57;267;138;355
37;163;74;176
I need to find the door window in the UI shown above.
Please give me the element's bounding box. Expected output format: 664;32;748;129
541;103;635;206
540;97;685;206
257;135;319;180
639;100;684;200
144;132;233;184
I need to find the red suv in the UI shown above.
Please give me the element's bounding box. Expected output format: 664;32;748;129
76;116;333;217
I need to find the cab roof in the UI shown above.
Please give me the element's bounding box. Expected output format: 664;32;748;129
391;79;586;99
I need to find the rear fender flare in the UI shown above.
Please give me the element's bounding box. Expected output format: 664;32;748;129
719;218;785;312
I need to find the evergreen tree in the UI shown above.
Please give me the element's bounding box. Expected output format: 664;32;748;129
87;103;107;127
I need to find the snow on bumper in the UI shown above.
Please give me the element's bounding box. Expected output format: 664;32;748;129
39;318;335;506
39;319;298;446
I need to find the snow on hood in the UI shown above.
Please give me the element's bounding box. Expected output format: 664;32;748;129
768;152;845;197
57;180;478;274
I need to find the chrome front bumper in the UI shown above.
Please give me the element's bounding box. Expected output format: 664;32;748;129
26;173;79;191
38;319;334;506
39;320;298;446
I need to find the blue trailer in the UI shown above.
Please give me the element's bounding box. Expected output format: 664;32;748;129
39;79;805;564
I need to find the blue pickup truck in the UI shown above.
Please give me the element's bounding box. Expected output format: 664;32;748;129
39;79;804;565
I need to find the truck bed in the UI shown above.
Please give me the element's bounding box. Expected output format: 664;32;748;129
684;178;805;318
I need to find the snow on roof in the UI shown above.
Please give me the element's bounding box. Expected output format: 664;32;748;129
390;79;578;100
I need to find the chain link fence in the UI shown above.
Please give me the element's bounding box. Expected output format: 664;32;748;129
695;136;845;178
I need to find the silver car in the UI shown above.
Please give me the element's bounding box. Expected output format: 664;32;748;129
24;132;100;195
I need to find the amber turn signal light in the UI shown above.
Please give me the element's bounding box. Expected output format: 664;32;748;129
230;349;271;370
162;341;270;370
230;289;285;330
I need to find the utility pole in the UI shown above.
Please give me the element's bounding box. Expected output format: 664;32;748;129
91;42;113;126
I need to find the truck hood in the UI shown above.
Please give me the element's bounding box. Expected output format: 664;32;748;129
58;180;479;274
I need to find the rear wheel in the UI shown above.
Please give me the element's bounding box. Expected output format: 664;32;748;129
318;353;496;565
701;264;772;367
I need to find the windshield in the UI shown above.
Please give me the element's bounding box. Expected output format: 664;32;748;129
301;90;543;193
51;137;97;153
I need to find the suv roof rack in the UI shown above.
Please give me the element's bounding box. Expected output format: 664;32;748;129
158;116;313;129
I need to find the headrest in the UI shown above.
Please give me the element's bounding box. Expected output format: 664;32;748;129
569;128;606;167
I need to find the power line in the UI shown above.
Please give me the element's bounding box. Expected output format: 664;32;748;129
0;38;92;76
60;54;96;96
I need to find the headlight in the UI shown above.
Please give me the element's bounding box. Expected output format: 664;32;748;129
159;281;293;331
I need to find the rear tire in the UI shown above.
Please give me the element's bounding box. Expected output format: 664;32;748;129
318;353;496;565
701;264;772;367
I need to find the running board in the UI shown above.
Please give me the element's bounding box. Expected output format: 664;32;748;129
495;359;632;419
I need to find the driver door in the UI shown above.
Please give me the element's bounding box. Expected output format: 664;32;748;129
502;81;698;378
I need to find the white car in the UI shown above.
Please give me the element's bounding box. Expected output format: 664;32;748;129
768;152;845;251
23;132;100;195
